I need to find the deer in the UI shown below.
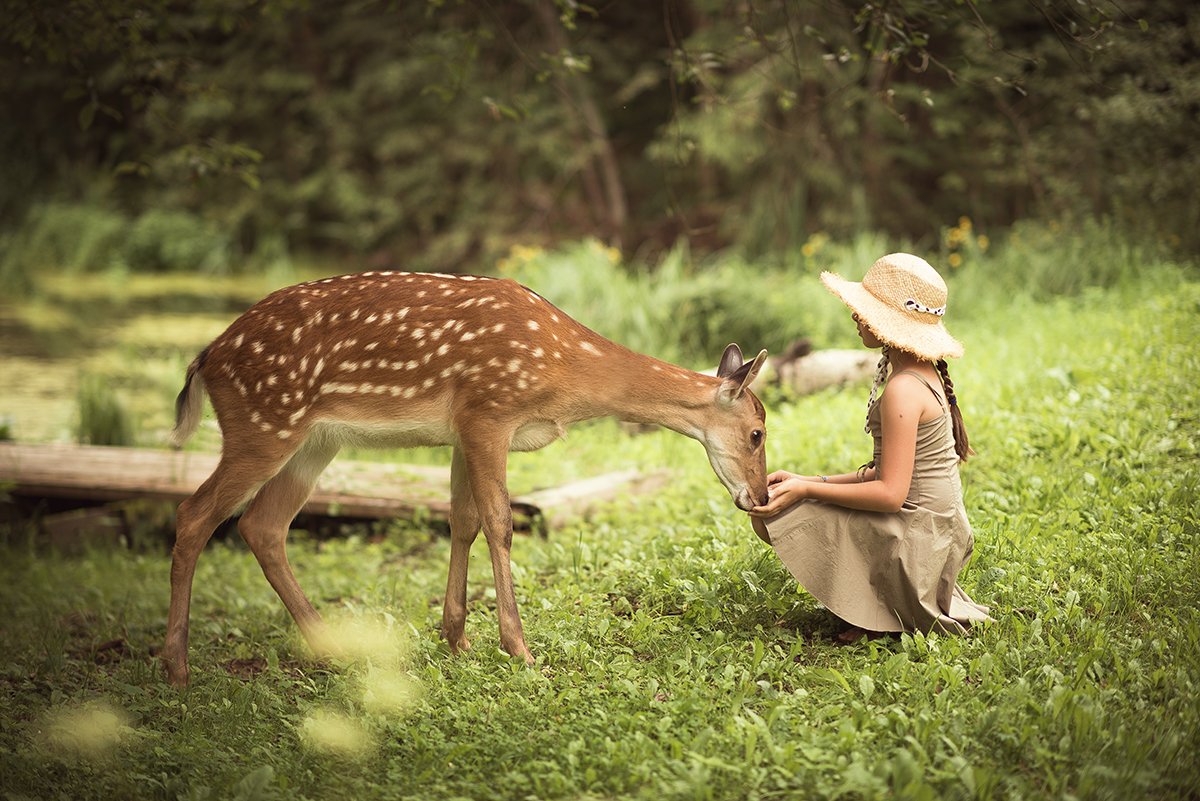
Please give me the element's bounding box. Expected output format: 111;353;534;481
163;270;768;686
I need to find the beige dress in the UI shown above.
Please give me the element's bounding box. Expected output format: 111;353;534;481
766;372;992;633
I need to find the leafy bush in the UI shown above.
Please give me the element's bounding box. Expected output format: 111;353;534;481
122;209;231;274
0;202;128;290
75;375;134;447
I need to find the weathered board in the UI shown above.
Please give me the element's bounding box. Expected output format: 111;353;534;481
0;443;670;535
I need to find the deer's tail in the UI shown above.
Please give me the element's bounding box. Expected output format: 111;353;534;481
170;348;210;449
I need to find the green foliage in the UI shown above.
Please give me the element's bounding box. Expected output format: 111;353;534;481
0;269;1198;800
1;0;1195;281
75;374;134;447
123;209;232;274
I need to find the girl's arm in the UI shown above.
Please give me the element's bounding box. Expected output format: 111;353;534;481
751;376;927;516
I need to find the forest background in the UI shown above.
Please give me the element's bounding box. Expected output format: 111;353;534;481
2;4;1199;800
2;0;1197;283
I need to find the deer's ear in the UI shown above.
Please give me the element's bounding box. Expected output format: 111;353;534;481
717;343;744;378
718;349;768;405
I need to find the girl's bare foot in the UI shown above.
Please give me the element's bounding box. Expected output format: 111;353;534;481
836;626;868;644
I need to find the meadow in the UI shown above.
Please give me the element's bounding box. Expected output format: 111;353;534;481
1;229;1197;800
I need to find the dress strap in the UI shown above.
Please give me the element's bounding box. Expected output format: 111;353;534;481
893;370;946;410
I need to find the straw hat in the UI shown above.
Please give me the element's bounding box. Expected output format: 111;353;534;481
821;253;964;360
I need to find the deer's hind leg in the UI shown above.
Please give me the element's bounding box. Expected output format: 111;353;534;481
164;447;292;687
237;435;339;654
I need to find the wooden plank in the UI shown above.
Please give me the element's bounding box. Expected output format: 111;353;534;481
0;443;669;532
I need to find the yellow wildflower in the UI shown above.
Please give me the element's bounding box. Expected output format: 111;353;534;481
977;235;990;252
948;253;963;268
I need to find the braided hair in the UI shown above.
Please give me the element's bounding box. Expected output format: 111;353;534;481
936;359;975;462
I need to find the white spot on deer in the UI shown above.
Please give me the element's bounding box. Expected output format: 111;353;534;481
281;393;291;405
277;429;292;439
506;358;522;373
422;352;433;365
461;331;477;342
412;328;426;340
517;379;529;390
404;360;418;370
288;408;307;425
397;307;409;320
437;343;450;357
351;309;361;320
422;378;435;390
299;356;309;373
314;358;326;377
267;374;278;387
251;411;262;423
365;314;378;324
417;290;427;298
259;422;274;432
288;371;298;381
365;342;378;351
291;328;302;344
527;320;539;331
492;323;506;334
340;361;358;371
580;341;602;356
553;351;562;359
233;334;244;348
550;313;559;323
252;341;264;354
531;347;544;358
430;329;443;341
274;322;284;332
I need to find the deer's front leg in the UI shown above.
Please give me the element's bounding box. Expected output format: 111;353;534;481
442;446;481;654
459;437;534;665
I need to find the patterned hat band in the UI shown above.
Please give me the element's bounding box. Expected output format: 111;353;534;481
904;298;946;317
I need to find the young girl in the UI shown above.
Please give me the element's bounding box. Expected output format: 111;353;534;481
749;253;992;642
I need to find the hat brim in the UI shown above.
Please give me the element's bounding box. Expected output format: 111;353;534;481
821;271;964;360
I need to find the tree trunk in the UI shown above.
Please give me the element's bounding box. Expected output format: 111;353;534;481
535;0;628;248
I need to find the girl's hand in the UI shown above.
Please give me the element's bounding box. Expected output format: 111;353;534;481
749;477;809;518
767;470;796;486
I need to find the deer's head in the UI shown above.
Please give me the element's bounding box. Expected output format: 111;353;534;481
702;344;769;512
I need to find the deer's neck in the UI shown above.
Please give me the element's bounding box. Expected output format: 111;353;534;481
582;343;717;439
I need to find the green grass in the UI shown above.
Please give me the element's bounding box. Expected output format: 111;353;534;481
1;258;1198;799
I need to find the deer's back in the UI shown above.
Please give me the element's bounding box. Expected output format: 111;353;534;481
198;271;602;448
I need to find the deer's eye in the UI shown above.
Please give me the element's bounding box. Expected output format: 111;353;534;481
750;429;764;448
